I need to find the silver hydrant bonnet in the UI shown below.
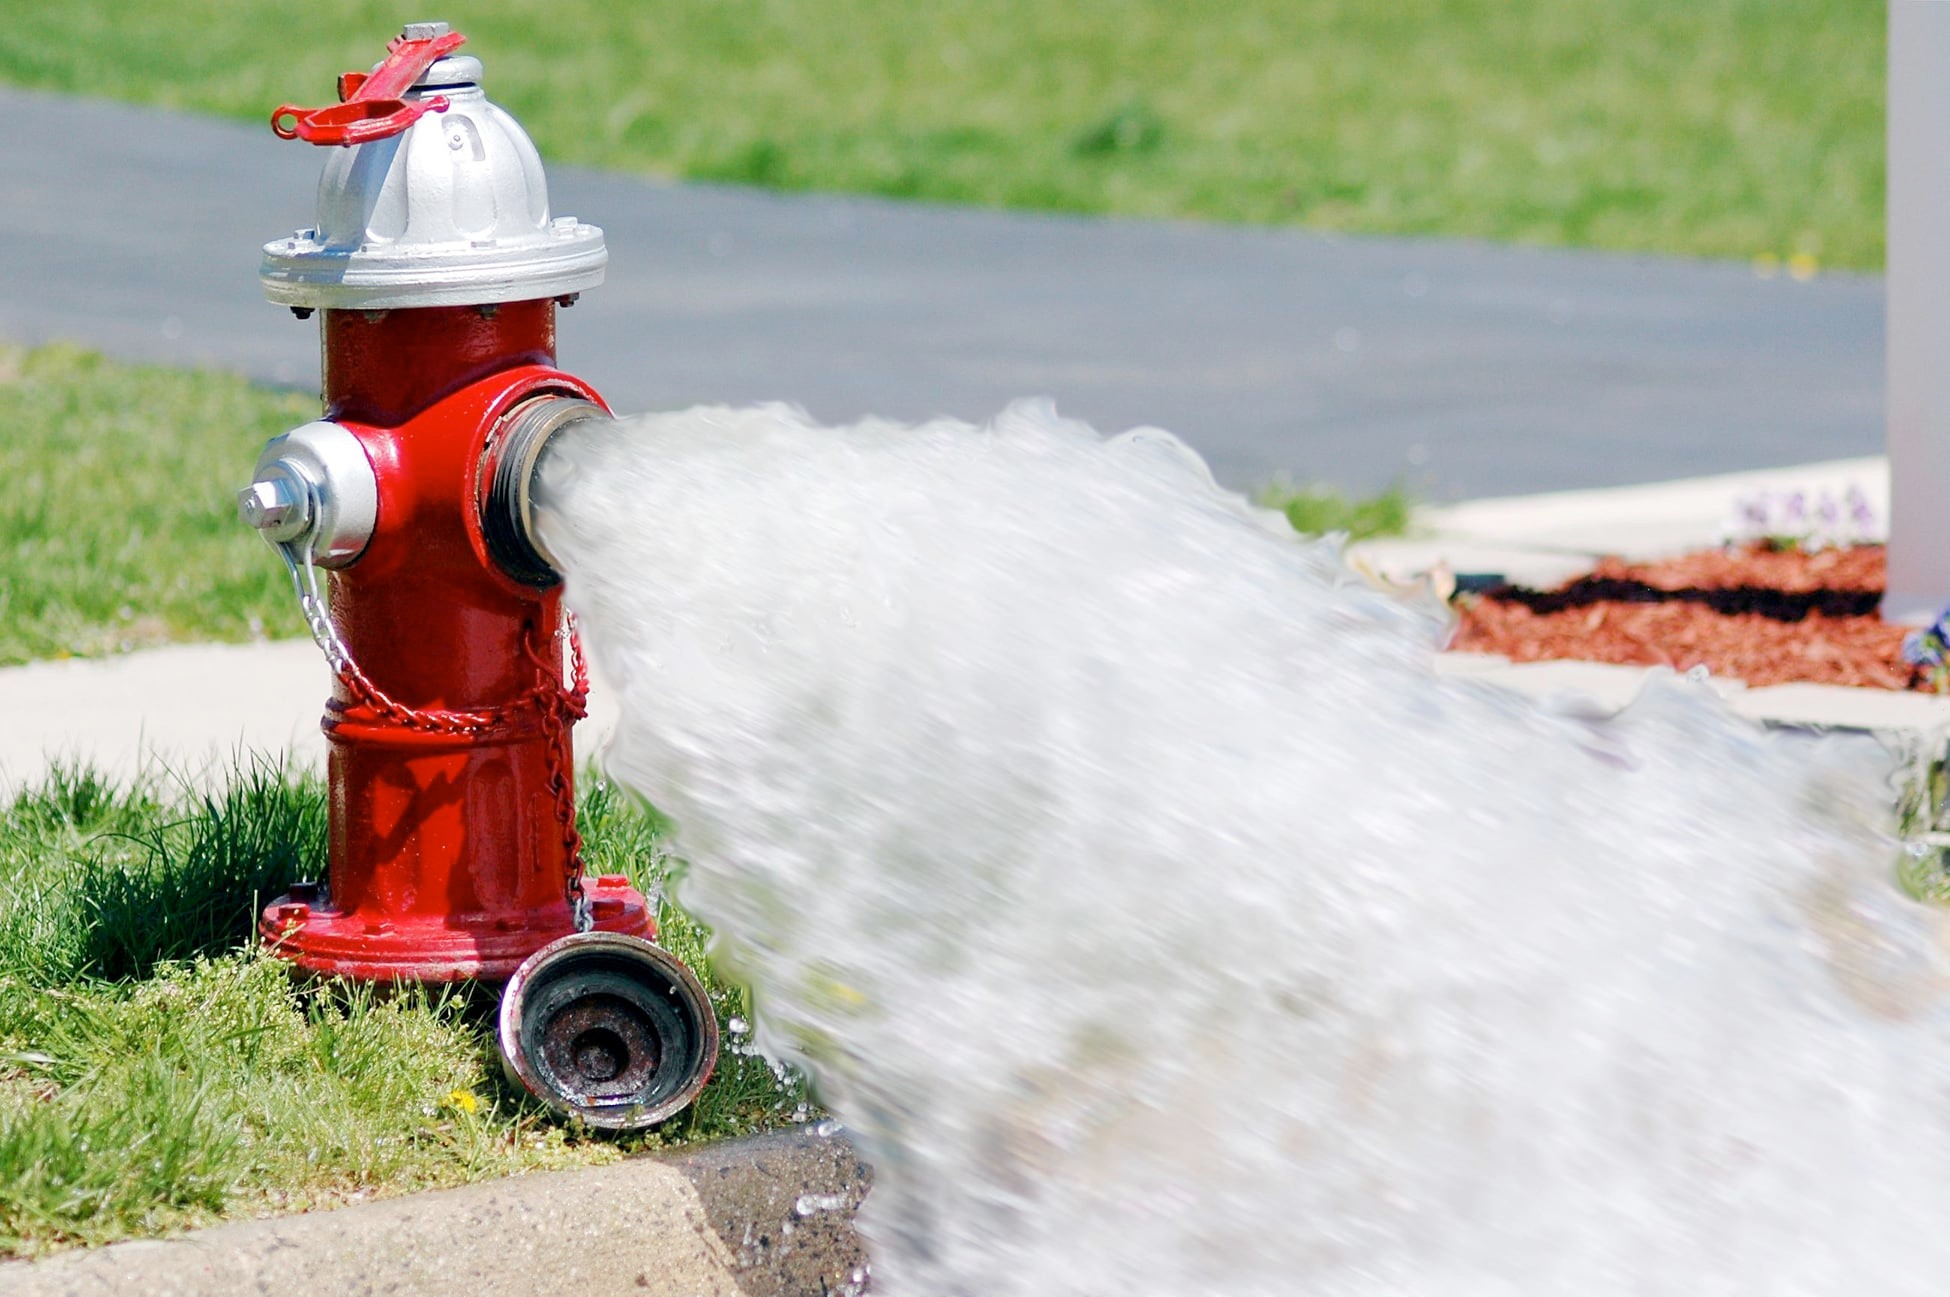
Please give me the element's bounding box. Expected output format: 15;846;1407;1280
260;22;606;311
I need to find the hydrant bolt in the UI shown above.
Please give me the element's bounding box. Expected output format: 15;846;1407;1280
236;476;308;542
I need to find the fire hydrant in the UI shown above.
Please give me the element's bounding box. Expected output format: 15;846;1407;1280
240;23;716;1128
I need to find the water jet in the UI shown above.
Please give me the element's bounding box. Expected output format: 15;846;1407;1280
530;400;1950;1296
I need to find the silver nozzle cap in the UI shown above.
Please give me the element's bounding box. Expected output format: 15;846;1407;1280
241;421;379;569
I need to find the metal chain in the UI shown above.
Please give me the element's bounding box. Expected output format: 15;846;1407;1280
529;611;593;930
278;542;502;734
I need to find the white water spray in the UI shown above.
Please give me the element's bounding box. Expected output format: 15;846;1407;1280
537;400;1950;1295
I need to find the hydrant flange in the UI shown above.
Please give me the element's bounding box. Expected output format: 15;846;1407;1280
480;395;610;587
499;931;721;1130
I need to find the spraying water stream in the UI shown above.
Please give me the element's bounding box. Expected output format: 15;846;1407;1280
535;400;1950;1295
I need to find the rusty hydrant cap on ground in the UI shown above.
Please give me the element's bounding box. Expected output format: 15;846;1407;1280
260;24;606;310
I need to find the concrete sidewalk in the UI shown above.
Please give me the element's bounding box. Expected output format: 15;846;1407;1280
0;85;1881;499
0;639;623;801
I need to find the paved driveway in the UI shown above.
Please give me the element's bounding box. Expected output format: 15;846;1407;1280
0;86;1882;498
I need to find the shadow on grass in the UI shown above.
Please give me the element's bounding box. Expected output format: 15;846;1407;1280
0;757;322;985
79;762;324;982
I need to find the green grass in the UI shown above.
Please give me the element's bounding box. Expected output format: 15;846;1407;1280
0;342;306;666
0;760;808;1258
0;0;1885;267
1261;481;1413;541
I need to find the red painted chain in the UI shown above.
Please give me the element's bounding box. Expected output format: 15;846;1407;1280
529;612;592;927
329;651;502;735
290;557;505;734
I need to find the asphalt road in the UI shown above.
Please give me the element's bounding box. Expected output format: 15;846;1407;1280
0;85;1883;499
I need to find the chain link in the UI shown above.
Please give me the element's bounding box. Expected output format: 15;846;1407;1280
529;611;593;930
278;540;594;927
280;543;502;734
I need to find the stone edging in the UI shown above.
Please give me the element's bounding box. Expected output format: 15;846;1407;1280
0;1126;869;1297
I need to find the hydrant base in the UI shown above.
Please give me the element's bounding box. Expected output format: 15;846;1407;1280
259;876;655;984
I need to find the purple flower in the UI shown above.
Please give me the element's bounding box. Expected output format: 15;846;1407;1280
1903;610;1950;668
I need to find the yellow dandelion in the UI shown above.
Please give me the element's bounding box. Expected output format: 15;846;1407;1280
446;1088;479;1114
1788;252;1819;282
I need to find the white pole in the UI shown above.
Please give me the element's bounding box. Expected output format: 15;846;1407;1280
1886;0;1950;622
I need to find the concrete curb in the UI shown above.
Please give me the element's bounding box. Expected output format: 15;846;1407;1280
0;1127;869;1297
1413;455;1889;559
1348;455;1891;593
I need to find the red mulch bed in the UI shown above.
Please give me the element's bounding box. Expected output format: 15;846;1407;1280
1450;543;1924;691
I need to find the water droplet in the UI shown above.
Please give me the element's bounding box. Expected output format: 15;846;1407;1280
794;1191;849;1217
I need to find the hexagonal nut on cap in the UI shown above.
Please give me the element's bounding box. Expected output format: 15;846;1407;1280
237;473;311;544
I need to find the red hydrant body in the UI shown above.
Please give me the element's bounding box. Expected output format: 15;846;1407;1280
244;27;654;983
245;22;718;1127
261;304;652;981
